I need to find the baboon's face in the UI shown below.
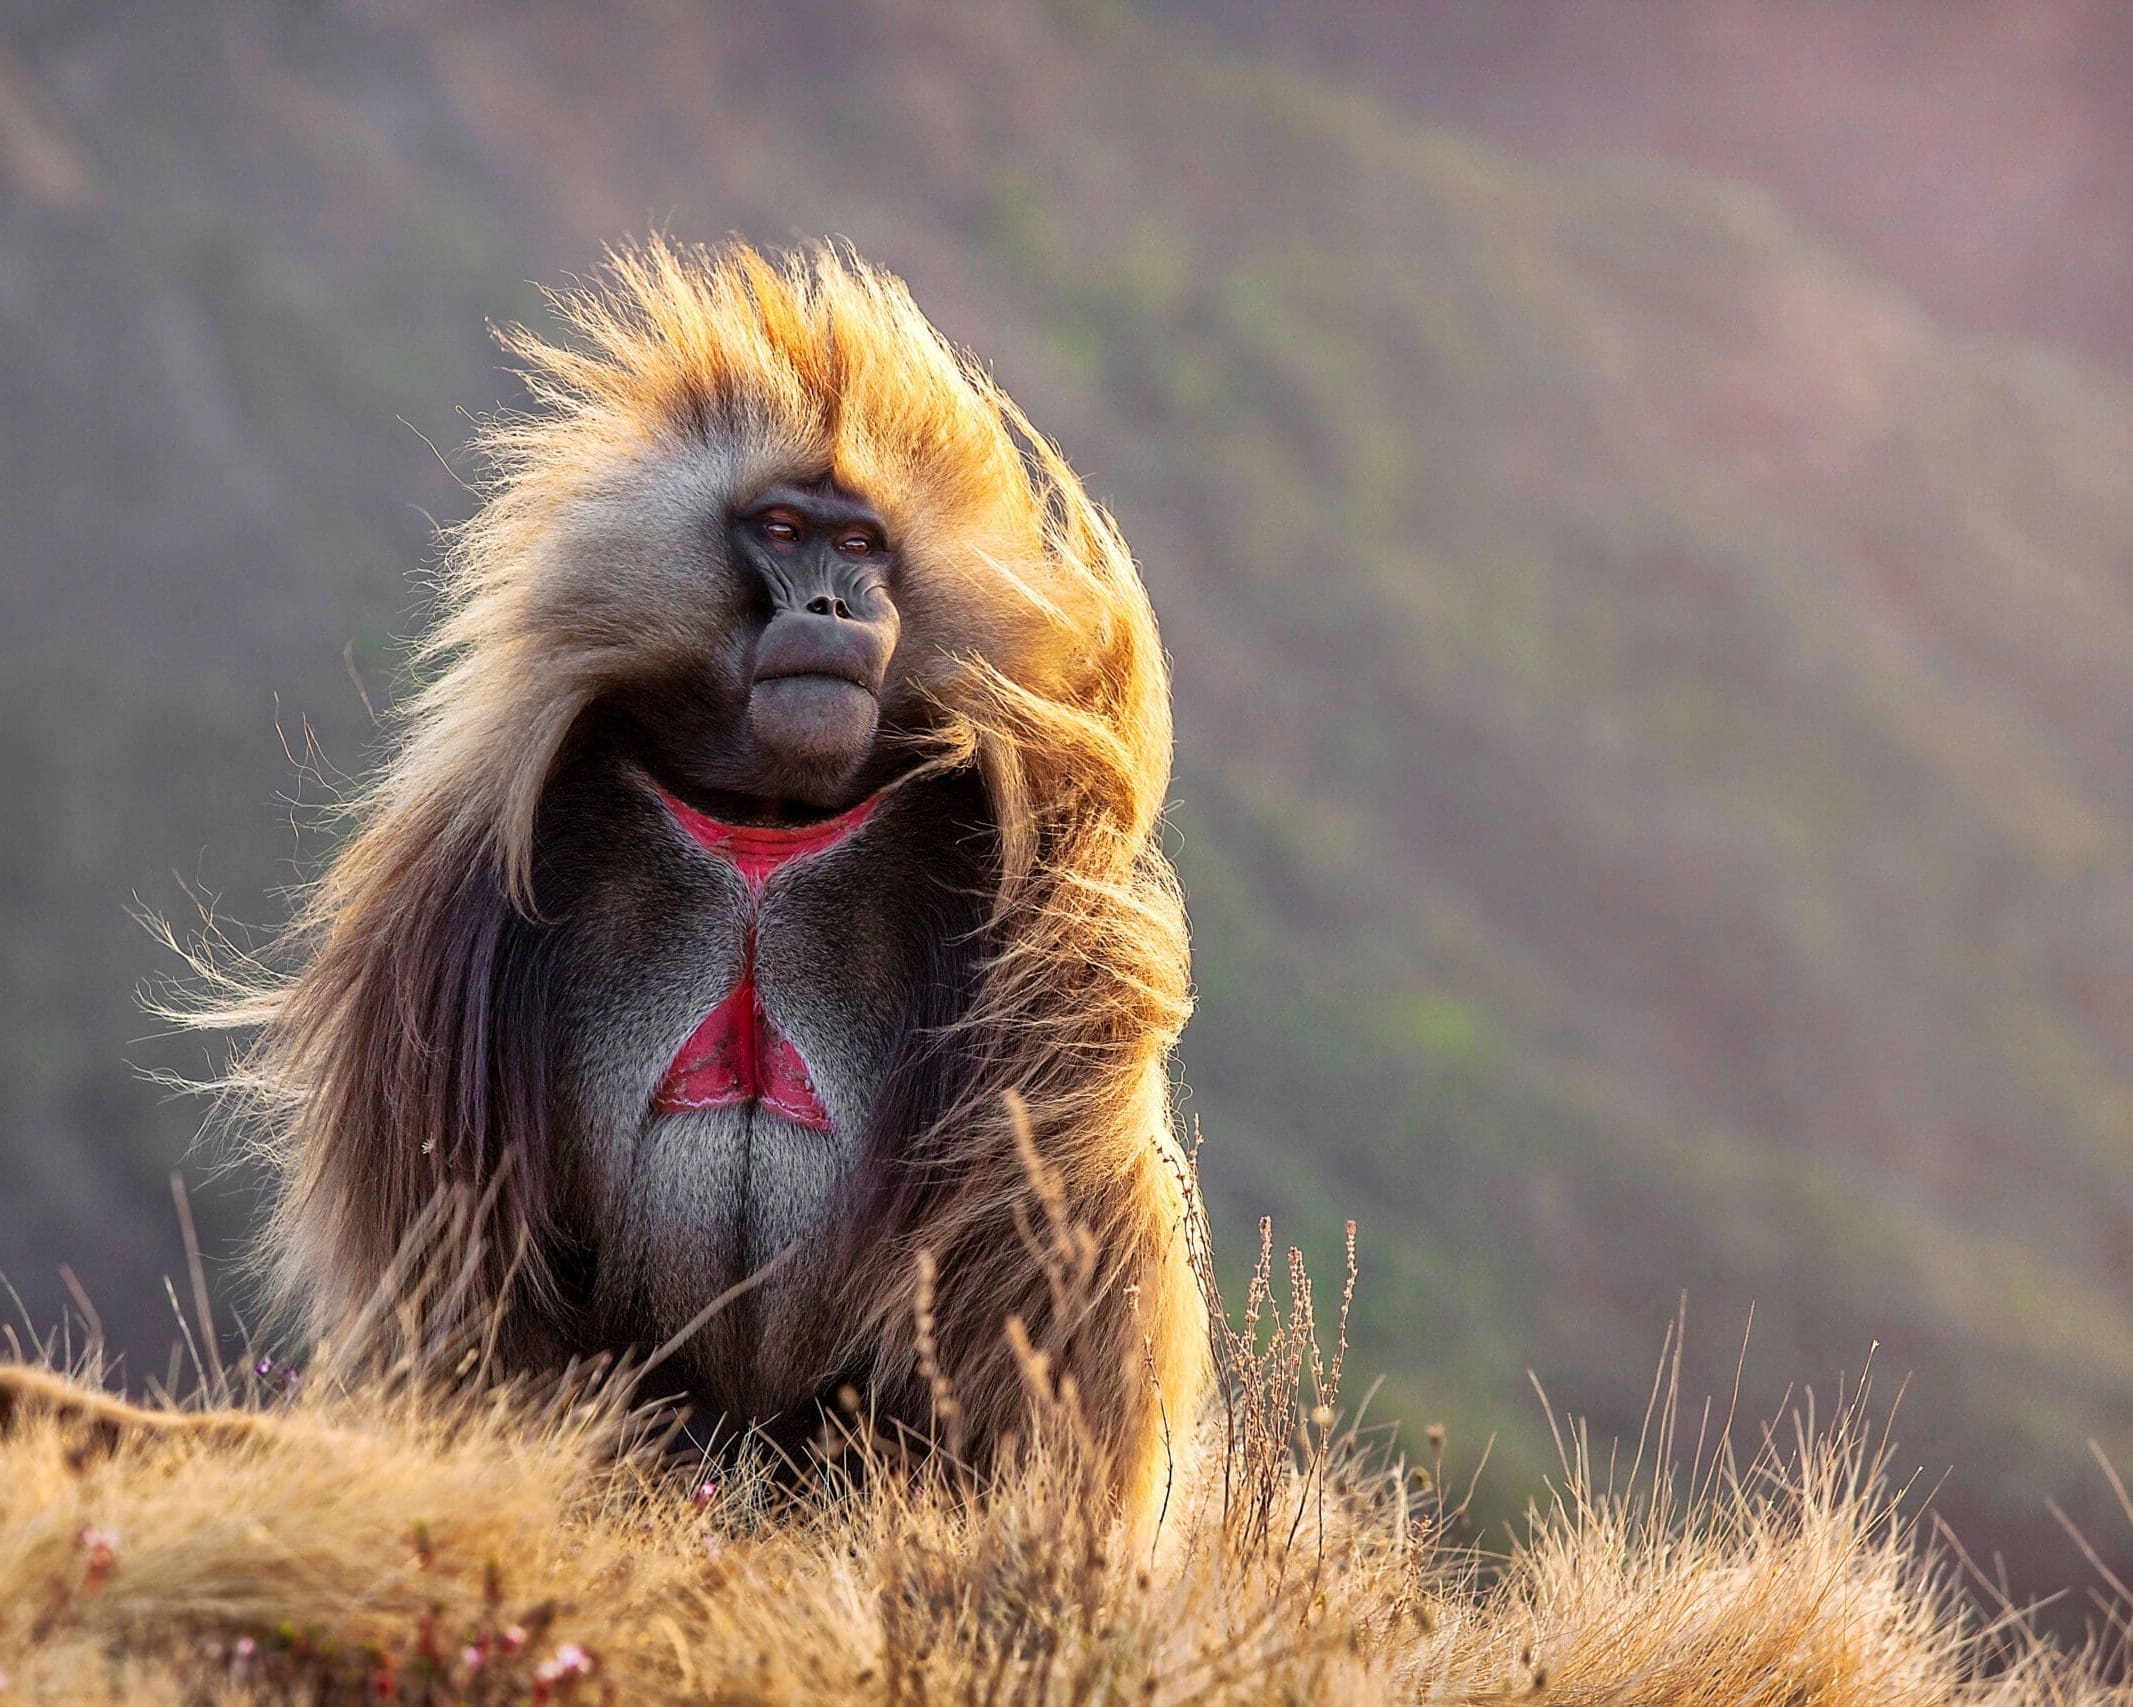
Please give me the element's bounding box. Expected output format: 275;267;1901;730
723;483;901;789
585;473;918;818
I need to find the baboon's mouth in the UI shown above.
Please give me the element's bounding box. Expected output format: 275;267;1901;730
753;664;878;695
750;617;891;699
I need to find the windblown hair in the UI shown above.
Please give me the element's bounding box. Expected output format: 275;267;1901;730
197;240;1204;1517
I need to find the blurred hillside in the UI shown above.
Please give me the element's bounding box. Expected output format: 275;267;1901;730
1159;0;2133;377
4;0;2132;1598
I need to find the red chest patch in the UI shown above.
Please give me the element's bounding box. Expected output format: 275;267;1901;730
652;788;879;1131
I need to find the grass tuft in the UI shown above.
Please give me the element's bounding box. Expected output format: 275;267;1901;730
1;1173;2128;1704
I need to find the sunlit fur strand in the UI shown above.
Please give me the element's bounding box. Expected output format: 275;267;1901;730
192;237;1203;1530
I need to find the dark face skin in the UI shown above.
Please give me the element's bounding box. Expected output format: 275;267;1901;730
604;480;909;822
735;482;902;788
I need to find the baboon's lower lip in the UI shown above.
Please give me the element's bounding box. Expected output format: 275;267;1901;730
746;674;880;766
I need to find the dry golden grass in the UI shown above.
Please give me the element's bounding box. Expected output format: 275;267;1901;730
3;1201;2129;1706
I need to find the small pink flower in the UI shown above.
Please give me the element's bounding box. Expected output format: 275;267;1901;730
535;1641;595;1691
501;1624;528;1653
461;1644;486;1672
78;1526;119;1592
691;1477;721;1511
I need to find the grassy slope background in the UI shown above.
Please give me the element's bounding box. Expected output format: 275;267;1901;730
5;0;2133;1604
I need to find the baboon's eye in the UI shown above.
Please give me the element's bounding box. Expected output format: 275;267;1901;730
761;517;800;543
837;532;875;556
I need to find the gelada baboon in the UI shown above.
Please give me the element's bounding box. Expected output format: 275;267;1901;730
210;241;1205;1528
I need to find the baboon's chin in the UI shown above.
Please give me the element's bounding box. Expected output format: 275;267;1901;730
746;675;880;801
